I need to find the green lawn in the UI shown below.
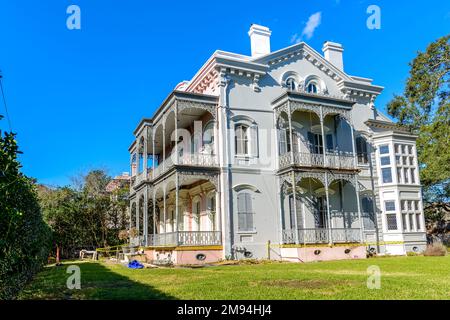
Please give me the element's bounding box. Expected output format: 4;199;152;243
18;256;450;300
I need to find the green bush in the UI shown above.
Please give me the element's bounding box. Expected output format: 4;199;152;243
0;122;52;299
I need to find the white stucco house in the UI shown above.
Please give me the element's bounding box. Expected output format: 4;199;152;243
128;24;427;264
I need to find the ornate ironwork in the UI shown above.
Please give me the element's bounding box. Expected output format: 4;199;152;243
176;99;217;120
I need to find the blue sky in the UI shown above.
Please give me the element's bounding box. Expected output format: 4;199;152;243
0;0;449;186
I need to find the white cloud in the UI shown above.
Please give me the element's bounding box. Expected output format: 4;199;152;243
302;12;322;39
290;11;322;44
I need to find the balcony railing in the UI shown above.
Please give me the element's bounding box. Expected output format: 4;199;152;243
147;231;222;247
279;152;356;170
282;228;362;244
152;153;218;179
131;153;218;184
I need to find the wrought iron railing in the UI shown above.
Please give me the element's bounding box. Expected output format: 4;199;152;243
152;153;218;179
147;231;222;247
279;151;356;170
282;228;362;244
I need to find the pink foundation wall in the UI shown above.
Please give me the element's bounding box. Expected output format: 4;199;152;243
281;246;367;263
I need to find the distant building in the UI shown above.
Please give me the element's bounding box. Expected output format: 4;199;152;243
106;172;130;193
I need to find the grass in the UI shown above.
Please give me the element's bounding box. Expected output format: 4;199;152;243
18;256;450;300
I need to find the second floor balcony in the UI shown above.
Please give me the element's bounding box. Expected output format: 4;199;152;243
279;151;356;170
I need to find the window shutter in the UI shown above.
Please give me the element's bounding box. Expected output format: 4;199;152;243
292;131;299;153
326;134;334;152
279;130;287;155
249;124;258;157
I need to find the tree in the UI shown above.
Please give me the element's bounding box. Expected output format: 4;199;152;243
387;35;450;233
39;169;129;259
0;115;52;299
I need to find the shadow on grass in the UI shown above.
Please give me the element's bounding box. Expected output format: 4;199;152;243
19;261;176;300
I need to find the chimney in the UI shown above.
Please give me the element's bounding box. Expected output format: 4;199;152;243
248;24;272;58
322;41;344;70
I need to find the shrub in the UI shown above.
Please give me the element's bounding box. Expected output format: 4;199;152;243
406;251;420;256
423;243;447;256
0;123;52;299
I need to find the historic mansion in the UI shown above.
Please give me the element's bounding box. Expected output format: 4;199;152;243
128;24;427;264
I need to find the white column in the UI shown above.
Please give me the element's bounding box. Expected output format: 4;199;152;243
350;118;358;168
163;186;167;235
143;129;148;177
277;180;285;246
320;107;327;165
355;176;364;243
325;173;332;245
291;172;299;244
143;189;148;246
175;173;179;234
152;132;155;180
217;67;232;258
153;189;156;237
162;126;166;172
288;102;294;164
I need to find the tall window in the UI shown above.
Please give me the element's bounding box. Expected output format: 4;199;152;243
379;144;393;184
356;137;369;164
307;132;324;154
385;200;397;231
235;124;249;156
394;143;417;185
237;192;254;232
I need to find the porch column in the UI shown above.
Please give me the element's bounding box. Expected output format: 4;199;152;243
320;107;327;165
350;118;358;168
291;172;299;244
277;178;285;246
137;147;141;174
163;184;167;235
162;126;166;172
143;188;148;246
175;103;179;165
355;176;364;243
152;131;155;179
143;129;148;178
153;189;156;238
287;101;294;164
175;173;179;235
215;183;221;232
325;173;333;245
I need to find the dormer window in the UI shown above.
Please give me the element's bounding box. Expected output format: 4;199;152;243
285;77;297;91
307;82;318;94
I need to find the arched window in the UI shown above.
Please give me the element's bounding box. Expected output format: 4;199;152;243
285;77;297;91
235;124;249;156
307;82;318;94
237;192;254;232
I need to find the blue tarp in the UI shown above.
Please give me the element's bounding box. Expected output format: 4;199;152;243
128;260;144;269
